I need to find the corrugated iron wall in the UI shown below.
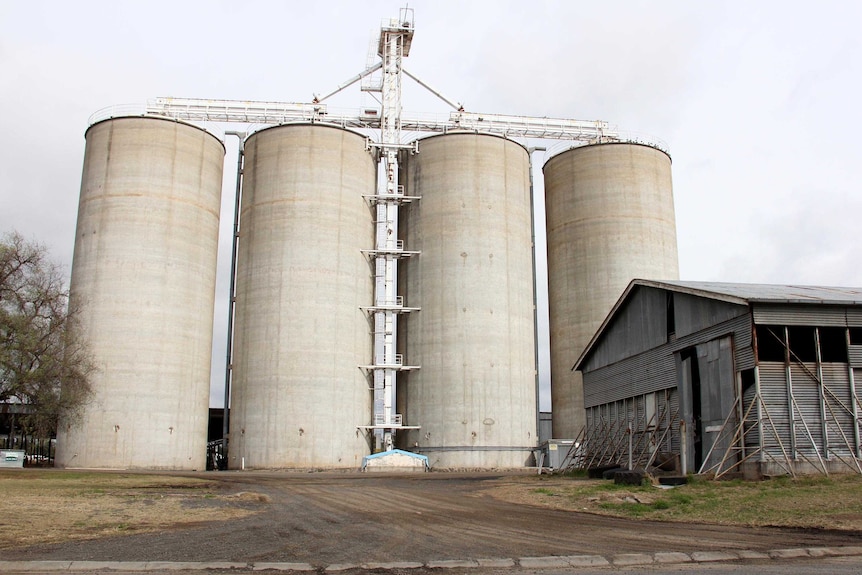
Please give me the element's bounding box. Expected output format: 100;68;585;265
583;314;752;407
579;290;862;475
581;388;679;470
754;304;854;327
758;359;858;461
824;364;854;457
758;363;791;453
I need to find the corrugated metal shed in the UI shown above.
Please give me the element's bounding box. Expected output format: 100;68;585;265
572;279;862;478
656;281;862;305
576;280;862;371
582;314;752;407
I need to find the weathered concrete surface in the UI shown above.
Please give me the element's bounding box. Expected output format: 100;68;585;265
544;143;679;437
399;133;537;468
57;117;225;470
611;552;654;565
229;125;375;469
691;551;741;562
251;562;315;571
5;551;862;574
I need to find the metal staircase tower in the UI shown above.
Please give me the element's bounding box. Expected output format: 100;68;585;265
361;8;421;452
134;5;646;462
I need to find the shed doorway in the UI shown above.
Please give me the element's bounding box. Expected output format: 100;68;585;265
678;336;737;473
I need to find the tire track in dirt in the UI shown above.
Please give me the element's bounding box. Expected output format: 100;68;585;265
5;472;861;564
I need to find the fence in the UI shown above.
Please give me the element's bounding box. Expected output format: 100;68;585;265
207;439;227;470
0;436;55;466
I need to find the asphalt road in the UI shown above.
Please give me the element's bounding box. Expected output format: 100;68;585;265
5;472;861;567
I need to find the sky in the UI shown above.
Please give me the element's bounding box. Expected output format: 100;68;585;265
2;1;861;411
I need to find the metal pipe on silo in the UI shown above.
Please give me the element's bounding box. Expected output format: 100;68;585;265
398;132;538;468
222;131;246;450
528;146;546;448
544;142;679;439
228;123;375;469
56;116;225;470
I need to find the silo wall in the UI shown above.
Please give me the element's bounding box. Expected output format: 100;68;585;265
398;133;538;468
228;124;375;469
544;143;679;439
56;117;224;470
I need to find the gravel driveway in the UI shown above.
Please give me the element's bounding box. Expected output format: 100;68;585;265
6;472;860;565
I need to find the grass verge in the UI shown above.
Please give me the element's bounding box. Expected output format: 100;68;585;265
0;469;267;549
493;473;862;530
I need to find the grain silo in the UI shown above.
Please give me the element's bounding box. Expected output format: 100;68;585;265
544;142;679;439
55;117;224;470
397;132;538;468
59;8;682;471
228;124;375;469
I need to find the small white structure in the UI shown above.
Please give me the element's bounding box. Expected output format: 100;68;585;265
0;450;25;468
362;449;428;472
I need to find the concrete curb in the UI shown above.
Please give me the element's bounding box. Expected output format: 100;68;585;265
1;546;861;572
610;553;653;566
653;551;692;564
252;563;315;571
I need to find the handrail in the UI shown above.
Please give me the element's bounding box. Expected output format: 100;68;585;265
87;97;669;153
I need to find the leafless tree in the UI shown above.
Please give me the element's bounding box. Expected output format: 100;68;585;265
0;231;94;438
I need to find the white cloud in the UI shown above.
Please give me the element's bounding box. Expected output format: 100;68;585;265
2;0;861;411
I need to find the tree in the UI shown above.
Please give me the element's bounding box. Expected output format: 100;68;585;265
0;231;93;438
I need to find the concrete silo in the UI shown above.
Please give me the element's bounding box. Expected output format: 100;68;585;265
398;133;538;468
228;124;375;469
56;117;224;470
544;142;679;439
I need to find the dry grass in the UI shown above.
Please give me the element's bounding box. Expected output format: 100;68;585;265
0;469;267;548
4;468;861;550
487;473;862;531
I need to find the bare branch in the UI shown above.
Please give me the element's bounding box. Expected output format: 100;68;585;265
0;231;94;437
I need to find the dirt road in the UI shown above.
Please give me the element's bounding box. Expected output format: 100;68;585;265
5;472;860;565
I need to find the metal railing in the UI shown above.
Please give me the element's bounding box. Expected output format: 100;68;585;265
380;354;404;366
206;439;227;471
90;98;667;149
373;413;403;426
88;103;147;125
0;436;55;466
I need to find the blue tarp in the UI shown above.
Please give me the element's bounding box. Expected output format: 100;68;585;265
361;449;429;470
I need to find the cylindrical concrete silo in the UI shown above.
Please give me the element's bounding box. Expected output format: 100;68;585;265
398;132;537;468
56;117;225;470
544;143;679;439
228;124;375;469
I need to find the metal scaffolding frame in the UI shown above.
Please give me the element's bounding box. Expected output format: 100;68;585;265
698;387;862;479
141;97;623;145
702;328;862;478
362;9;416;451
563;400;679;473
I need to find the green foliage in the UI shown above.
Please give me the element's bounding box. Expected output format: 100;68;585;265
540;473;862;527
667;491;692;505
0;231;94;437
559;468;588;478
599;498;687;517
599;501;653;516
533;487;556;496
595;480;650;493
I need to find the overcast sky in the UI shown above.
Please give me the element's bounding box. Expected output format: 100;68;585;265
2;1;860;410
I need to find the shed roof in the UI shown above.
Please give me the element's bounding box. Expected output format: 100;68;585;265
573;279;862;371
644;280;862;306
